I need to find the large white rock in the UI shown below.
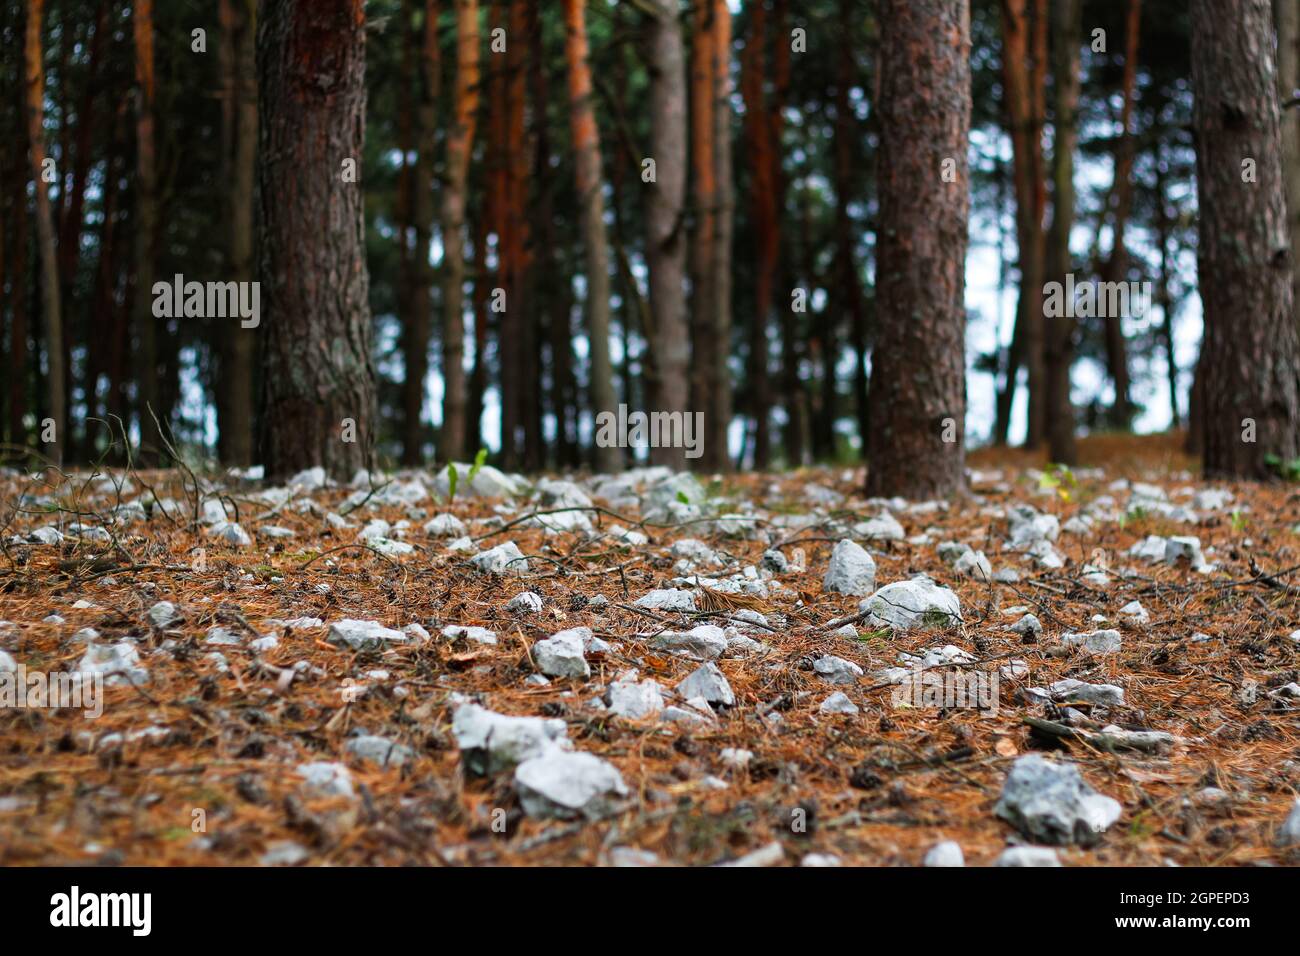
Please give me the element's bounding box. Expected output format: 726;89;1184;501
1277;798;1300;847
823;539;877;597
327;619;408;651
923;840;965;867
1059;629;1122;655
297;761;355;799
677;661;735;706
994;754;1121;846
534;629;590;679
451;702;571;774
470;541;529;575
634;588;697;612
649;625;728;660
431;463;521;499
859;576;962;631
515;750;628;819
607;679;665;719
853;512;905;542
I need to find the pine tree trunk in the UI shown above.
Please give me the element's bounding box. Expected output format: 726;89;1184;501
1276;0;1300;334
710;0;734;471
562;0;620;472
217;0;258;466
131;0;159;462
645;0;690;471
741;0;774;468
440;0;478;464
257;0;377;482
8;70;30;450
865;0;970;499
1191;0;1300;478
999;0;1046;450
688;0;716;470
1045;0;1080;465
1097;0;1141;429
25;0;64;466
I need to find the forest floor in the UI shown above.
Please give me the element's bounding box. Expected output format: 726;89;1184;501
1;432;1298;867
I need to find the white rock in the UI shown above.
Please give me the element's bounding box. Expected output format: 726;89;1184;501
1276;799;1300;847
853;512;905;541
1047;679;1125;707
208;522;252;548
0;650;16;673
1059;629;1122;655
819;691;859;714
506;591;544;614
823;539;877;596
515;750;628;819
995;846;1061;867
297;761;354;798
634;588;697;612
470;541;529;575
1008;506;1060;546
1118;600;1149;624
923;840;965;867
994;754;1121;845
607;679;665;719
451;702;571;773
720;748;753;769
148;601;179;628
859;576;962;631
534;629;590;679
77;642;148;686
346;734;416;768
423;513;467;537
953;549;993;581
1007;613;1043;641
801;853;843;867
327;619;408;651
649;625;728;660
1165;535;1207;570
814;655;864;685
442;624;498;645
677;662;734;706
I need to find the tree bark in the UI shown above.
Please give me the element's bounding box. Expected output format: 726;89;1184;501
645;0;691;471
440;0;478;463
25;0;65;466
562;0;621;472
865;0;970;499
9;48;30;450
710;0;734;472
740;0;775;468
131;0;159;462
257;0;377;482
1276;0;1300;334
1191;0;1300;477
1096;0;1141;429
1045;0;1080;465
688;0;717;470
997;0;1047;450
217;0;258;466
